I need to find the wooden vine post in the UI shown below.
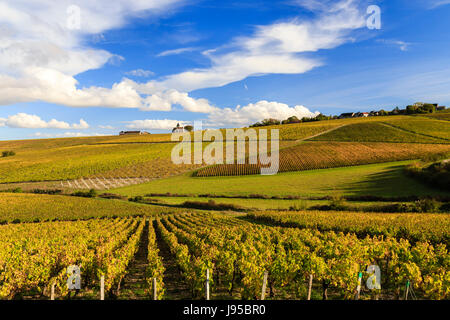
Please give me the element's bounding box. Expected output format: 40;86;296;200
50;282;56;300
355;272;362;300
153;278;157;300
261;271;268;300
100;276;105;300
205;269;210;300
307;274;313;300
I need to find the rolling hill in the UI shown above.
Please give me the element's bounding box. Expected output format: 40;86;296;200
0;114;449;190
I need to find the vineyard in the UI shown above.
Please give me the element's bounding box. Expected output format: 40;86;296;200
1;115;448;185
0;212;448;300
195;142;450;177
0;142;177;183
309;122;449;143
422;113;450;121
0;115;449;302
382;118;450;141
153;213;449;300
0;193;184;223
0;218;147;299
246;211;450;245
257;116;420;141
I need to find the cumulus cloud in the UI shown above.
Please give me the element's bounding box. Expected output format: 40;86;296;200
0;0;365;119
126;119;186;130
205;100;320;127
33;132;107;138
141;89;216;113
126;100;319;130
0;0;192;110
0;113;89;129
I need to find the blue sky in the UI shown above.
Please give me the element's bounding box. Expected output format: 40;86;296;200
1;0;450;140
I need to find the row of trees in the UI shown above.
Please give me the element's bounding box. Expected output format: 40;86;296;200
249;102;446;128
250;114;333;127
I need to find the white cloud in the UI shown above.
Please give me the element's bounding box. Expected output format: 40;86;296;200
99;125;115;130
0;0;365;116
0;0;187;109
126;119;186;130
72;119;90;129
0;113;89;129
377;39;411;52
205;100;320;127
127;100;320;130
157;47;197;57
136;87;216;113
34;132;107;138
125;69;155;77
154;0;366;92
429;0;450;9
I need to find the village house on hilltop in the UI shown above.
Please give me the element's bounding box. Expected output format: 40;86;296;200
119;130;150;135
172;123;185;133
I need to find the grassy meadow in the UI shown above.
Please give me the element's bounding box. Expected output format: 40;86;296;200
111;160;448;198
142;195;402;211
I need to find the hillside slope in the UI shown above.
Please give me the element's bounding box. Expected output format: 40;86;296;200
0;115;448;186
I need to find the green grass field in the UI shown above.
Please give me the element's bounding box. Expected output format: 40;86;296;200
144;196;400;211
112;160;449;198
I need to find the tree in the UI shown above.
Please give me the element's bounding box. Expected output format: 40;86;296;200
420;104;436;113
406;105;418;114
1;151;15;157
184;125;194;132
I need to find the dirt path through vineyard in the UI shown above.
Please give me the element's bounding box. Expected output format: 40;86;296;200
153;220;191;299
118;221;150;299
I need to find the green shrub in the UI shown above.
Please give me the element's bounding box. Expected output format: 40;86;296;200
71;189;97;198
182;200;245;211
129;196;144;202
31;189;62;195
0;187;22;193
329;196;348;211
99;193;127;200
440;202;450;212
414;199;440;213
1;151;15;157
